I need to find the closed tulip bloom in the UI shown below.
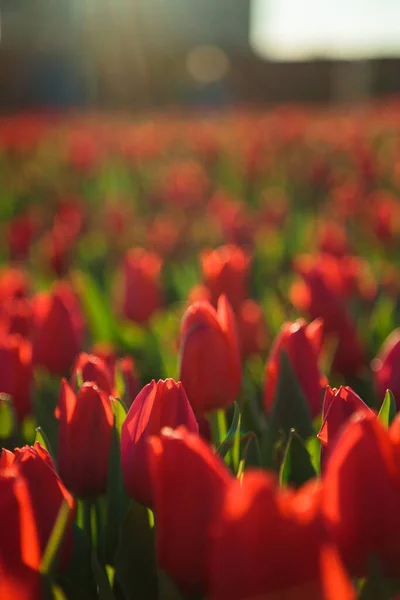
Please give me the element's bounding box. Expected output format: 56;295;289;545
32;282;84;375
57;380;113;498
201;245;250;312
264;319;326;418
0;267;30;303
323;412;400;577
0;334;32;423
0;298;32;338
121;379;198;507
120;248;163;325
236;299;268;358
372;329;400;408
317;386;374;469
1;442;74;570
210;471;355;600
149;427;231;594
179;295;241;414
71;352;114;396
0;467;42;600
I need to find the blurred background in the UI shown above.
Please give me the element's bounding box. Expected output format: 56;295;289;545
1;0;400;110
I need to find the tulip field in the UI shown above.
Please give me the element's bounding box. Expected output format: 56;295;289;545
3;102;400;599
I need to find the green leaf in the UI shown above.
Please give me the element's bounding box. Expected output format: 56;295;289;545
237;432;262;480
105;399;128;564
41;500;72;576
378;390;396;428
269;350;314;440
35;427;56;463
305;436;321;476
58;524;96;597
91;553;115;600
358;556;396;600
72;270;114;344
279;429;317;488
216;402;240;460
114;501;158;600
0;393;16;440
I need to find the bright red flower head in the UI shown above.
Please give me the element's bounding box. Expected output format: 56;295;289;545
264;318;326;419
149;426;231;594
236;299;268;358
1;442;75;571
317;386;374;469
323;412;400;578
179;295;242;414
57;380;113;498
32;282;84;375
121;379;198;507
0;267;30;303
119;248;163;325
210;471;355;600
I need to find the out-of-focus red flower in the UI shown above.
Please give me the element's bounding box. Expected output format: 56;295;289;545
71;352;114;395
121;379;198;507
0;298;32;338
119;248;163;325
7;213;38;260
179;295;242;414
323;412;400;578
236;299;268;357
0;334;32;423
149;426;231;594
372;329;400;408
291;255;366;376
160;160;209;209
1;442;75;571
39;227;73;277
32;282;84;375
117;356;139;407
210;471;355;600
200;245;250;312
57;380;113;498
0;465;42;599
264;319;326;419
317;386;374;469
147;215;181;257
188;284;211;305
317;222;351;258
367;190;400;243
90;342;117;372
0;268;30;303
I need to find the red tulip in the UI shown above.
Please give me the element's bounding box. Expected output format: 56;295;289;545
0;334;32;423
200;245;250;312
317;386;374;469
0;267;30;303
149;426;231;593
179;295;241;414
372;329;400;408
32;282;84;375
57;380;113;498
119;248;163;325
264;319;326;419
0;298;32;338
1;442;74;570
290;255;366;376
236;299;268;358
0;466;42;599
121;379;198;507
71;352;114;396
210;471;355;600
323;412;400;577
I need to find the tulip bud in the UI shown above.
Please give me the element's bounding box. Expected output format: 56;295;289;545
121;379;198;507
119;248;163;325
57;380;113;498
0;334;32;423
264;319;326;418
317;386;374;469
149;426;231;593
372;329;400;408
71;352;114;396
179;295;241;414
32;282;84;375
236;299;268;358
323;412;400;577
200;245;250;312
1;442;74;570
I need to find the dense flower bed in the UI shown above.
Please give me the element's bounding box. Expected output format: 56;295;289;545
2;102;400;598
